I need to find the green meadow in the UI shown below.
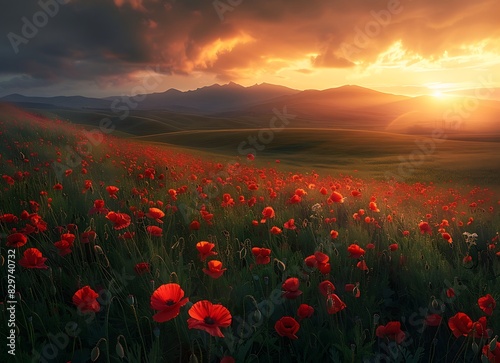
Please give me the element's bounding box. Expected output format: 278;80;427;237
1;104;499;363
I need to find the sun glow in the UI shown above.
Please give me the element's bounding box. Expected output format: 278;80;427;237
433;91;443;98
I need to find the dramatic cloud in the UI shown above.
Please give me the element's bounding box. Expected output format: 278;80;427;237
1;0;499;96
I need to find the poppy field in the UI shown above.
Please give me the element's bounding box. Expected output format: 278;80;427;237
1;105;499;363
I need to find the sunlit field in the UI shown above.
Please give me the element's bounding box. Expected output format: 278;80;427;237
1;104;499;363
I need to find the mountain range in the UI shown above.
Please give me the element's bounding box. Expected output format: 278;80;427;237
1;82;499;134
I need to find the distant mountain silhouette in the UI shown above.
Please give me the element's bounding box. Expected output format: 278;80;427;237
2;83;499;134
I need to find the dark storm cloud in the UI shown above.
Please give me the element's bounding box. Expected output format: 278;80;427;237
1;0;499;94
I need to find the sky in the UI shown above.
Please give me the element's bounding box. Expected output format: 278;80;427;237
1;0;499;98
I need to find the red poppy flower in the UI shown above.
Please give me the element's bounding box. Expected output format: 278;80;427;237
146;225;163;237
134;262;151;275
275;316;300;339
471;316;488;338
106;185;119;198
187;300;232;337
189;220;200;230
478;294;496;316
288;194;302;204
54;238;73;256
72;286;100;314
419;221;432;235
347;244;365;259
19;248;48;269
368;201;380;212
146;208;165;223
6;233;28;248
203;260;227;279
252;247;271;265
196;241;217;261
319;280;336;297
326;293;346;314
282;277;302;299
328;191;344;203
482;341;500;362
448;312;473;338
80;230;97;244
0;213;18;223
304;254;317;268
283;218;297;230
89;199;108;215
270;226;282;235
442;232;453;243
389;243;398;251
330;230;339;239
260;206;275;223
53;183;63;190
297;304;314;320
376;321;405;344
150;283;189;323
463;254;473;264
106;212;131;230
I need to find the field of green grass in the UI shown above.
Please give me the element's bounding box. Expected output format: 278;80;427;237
1;104;499;363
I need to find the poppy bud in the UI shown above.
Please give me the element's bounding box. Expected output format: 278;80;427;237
274;258;286;272
127;294;135;306
91;346;100;362
116;340;125;359
431;297;439;310
170;272;178;283
373;314;380;325
153;327;160;338
472;341;479;353
251;310;262;326
490;336;498;351
189;353;199;363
